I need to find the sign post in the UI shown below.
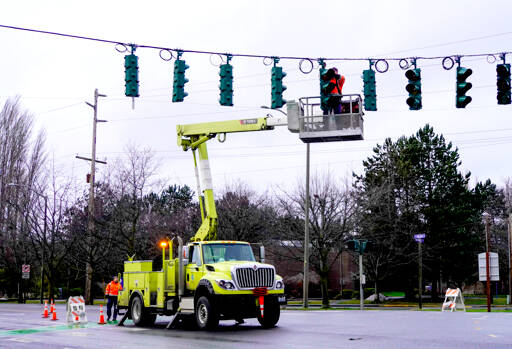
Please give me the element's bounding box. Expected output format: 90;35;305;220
414;234;425;309
478;252;499;312
22;264;30;280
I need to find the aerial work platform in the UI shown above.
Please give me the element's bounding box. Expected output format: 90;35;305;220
287;95;364;143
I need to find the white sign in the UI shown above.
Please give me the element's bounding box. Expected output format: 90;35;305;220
21;264;30;279
478;252;499;281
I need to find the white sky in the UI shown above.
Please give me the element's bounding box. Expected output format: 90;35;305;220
0;0;511;195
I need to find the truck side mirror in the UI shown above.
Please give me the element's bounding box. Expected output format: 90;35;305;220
259;245;265;264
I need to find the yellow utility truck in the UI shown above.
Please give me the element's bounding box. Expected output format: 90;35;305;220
117;117;288;330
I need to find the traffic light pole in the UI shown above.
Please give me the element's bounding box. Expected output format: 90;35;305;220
508;213;511;305
485;215;491;312
303;143;310;308
359;253;364;310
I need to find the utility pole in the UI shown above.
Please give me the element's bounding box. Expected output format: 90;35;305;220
485;214;491;312
418;241;423;310
303;143;310;309
81;88;107;305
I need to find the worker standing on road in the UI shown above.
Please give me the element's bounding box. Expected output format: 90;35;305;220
105;276;122;323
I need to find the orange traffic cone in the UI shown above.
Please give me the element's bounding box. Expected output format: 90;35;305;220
42;300;49;318
50;299;55;313
98;304;106;325
51;308;58;321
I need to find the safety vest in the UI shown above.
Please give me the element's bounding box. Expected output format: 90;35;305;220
329;76;346;95
105;281;122;296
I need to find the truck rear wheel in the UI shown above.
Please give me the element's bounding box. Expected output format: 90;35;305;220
195;296;219;330
130;295;155;327
257;296;280;328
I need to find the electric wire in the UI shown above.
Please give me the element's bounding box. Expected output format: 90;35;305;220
0;24;510;63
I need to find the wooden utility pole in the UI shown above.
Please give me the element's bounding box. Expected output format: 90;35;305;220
82;88;107;305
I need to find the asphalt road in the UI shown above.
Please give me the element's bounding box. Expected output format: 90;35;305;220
0;303;511;348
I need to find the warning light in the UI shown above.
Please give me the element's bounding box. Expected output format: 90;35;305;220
160;241;167;248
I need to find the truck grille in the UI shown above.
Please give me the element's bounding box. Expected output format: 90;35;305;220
235;267;275;288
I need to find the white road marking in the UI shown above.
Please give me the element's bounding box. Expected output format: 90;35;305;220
6;337;33;343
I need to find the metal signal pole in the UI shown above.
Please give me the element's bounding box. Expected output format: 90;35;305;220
508;213;512;305
485;214;491;312
303;143;310;308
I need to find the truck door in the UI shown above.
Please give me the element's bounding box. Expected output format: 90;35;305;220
186;244;205;291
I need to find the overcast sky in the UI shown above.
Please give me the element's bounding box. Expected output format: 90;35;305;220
0;0;511;195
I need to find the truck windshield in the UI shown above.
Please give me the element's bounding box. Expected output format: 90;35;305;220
202;243;256;264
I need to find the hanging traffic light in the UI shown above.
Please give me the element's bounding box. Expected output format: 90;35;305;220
362;69;377;111
405;68;422;110
496;63;511;105
456;67;472;108
219;58;233;106
172;58;189;102
124;52;139;97
271;63;287;109
319;60;329;113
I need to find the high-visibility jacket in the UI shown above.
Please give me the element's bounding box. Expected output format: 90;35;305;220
105;281;122;296
328;76;345;95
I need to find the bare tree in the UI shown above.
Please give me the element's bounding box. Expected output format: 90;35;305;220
0;97;46;301
272;173;355;308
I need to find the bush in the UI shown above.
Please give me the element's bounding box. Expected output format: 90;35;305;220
333;293;343;300
341;289;353;299
352;291;360;299
364;288;375;296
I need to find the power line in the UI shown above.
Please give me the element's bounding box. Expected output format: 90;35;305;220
0;24;510;64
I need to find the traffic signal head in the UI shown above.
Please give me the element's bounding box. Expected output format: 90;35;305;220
405;68;422;110
124;54;139;97
172;59;189;102
346;239;360;252
362;69;377;111
320;68;331;112
219;63;233;106
496;63;511;105
456;67;473;108
271;66;287;108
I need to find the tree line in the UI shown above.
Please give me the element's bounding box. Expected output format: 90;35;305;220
0;99;510;308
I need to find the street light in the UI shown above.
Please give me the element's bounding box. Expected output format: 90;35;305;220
482;212;491;312
7;183;48;304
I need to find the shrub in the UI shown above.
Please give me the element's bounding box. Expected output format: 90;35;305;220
341;289;353;299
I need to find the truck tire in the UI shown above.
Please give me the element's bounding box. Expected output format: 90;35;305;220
257;296;280;328
130;295;154;327
195;296;219;330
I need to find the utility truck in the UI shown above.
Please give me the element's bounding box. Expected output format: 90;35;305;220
117;96;364;330
117;117;290;330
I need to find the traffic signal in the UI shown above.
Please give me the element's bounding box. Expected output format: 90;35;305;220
346;239;368;254
362;69;377;111
405;68;422;110
496;63;511;105
172;59;189;102
124;53;139;97
320;67;330;113
271;66;287;108
219;63;233;106
456;67;473;108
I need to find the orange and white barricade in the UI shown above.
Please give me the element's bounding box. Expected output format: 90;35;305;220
66;296;88;325
441;288;466;312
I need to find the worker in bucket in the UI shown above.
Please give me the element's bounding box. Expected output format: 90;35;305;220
322;67;345;114
105;275;123;323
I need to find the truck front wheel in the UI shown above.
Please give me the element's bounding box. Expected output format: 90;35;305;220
257;296;280;328
195;296;219;330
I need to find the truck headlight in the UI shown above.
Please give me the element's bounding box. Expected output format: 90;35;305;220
216;279;237;290
275;280;284;289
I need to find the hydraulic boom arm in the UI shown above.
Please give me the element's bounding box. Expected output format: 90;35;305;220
177;117;280;242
